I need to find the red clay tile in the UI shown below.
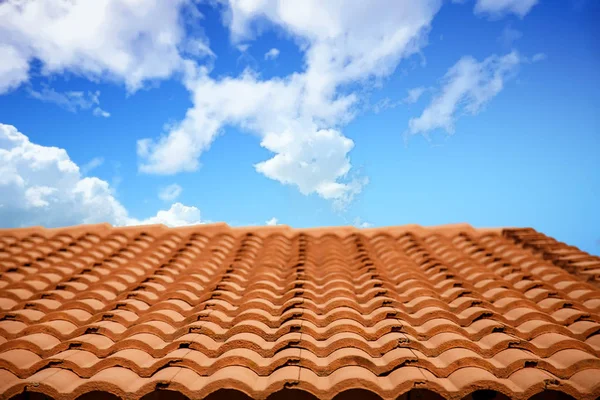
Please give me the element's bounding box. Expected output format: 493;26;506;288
1;223;599;400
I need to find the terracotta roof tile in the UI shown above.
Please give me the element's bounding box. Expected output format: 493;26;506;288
1;223;599;400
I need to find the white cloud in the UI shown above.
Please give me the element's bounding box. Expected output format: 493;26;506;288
138;0;443;208
27;86;110;117
0;123;203;228
372;97;401;114
129;202;204;227
406;51;521;137
264;48;280;60
403;86;427;104
0;0;211;94
474;0;538;18
93;107;111;118
110;161;123;192
266;217;278;225
183;38;216;59
353;217;373;228
532;53;547;62
0;44;29;94
159;183;183;202
498;24;522;48
80;157;104;176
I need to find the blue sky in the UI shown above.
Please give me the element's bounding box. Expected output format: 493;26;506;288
0;0;598;255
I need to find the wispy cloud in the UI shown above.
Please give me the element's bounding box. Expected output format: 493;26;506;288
92;107;111;118
28;85;110;117
406;51;522;138
264;48;280;60
235;44;258;69
183;38;216;59
266;217;279;225
159;183;183;202
370;86;431;115
353;217;373;228
80;157;104;176
404;87;428;104
110;161;123;193
498;24;522;48
474;0;539;18
372;97;401;114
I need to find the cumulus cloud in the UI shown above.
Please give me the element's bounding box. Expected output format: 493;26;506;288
0;123;203;228
474;0;538;18
266;217;278;226
0;0;211;94
27;86;111;117
264;48;280;60
138;0;443;208
406;51;521;137
129;202;204;227
159;183;183;202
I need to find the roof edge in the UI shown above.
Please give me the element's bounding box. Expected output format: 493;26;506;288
0;221;506;238
502;227;600;288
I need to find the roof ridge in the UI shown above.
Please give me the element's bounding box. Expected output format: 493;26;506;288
0;221;506;234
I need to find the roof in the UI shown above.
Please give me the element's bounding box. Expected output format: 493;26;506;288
1;222;600;400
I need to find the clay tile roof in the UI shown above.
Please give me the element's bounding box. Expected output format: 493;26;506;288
1;222;600;400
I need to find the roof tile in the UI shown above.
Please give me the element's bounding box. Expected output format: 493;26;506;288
1;223;599;400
